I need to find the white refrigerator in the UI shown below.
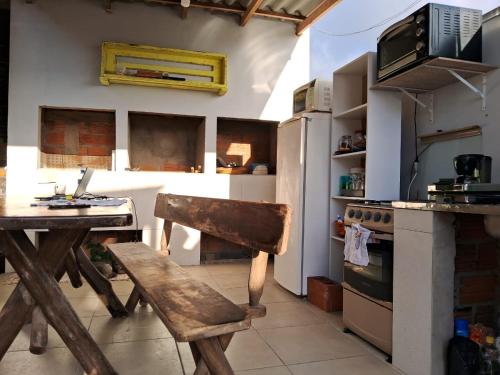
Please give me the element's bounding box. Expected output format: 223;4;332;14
274;112;331;295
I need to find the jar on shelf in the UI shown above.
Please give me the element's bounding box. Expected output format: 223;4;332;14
353;130;366;151
349;167;365;192
337;135;352;154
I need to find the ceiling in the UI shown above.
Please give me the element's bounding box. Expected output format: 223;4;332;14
108;0;342;35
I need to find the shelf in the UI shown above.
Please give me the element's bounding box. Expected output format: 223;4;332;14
332;195;366;201
331;235;345;242
332;150;366;159
333;103;367;120
373;57;496;93
100;42;228;95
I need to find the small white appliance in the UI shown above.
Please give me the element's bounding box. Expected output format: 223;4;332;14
293;79;332;116
274;113;331;295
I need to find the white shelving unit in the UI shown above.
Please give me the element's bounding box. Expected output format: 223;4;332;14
329;52;402;282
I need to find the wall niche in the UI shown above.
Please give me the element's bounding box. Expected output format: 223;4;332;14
217;117;278;174
40;107;116;169
128;112;205;172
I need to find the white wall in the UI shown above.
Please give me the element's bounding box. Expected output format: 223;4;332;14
6;0;309;265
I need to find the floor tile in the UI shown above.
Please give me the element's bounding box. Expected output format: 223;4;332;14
89;310;172;344
109;280;135;296
81;339;183;375
8;318;91;352
222;284;298;305
67;297;100;318
205;262;251;276
0;347;78;374
60;282;96;299
288;356;400;375
237;366;292;375
259;324;367;365
176;341;196;375
226;328;283;371
252;301;327;330
212;272;250;289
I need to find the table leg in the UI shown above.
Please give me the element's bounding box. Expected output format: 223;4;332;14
64;248;83;288
29;306;48;355
29;229;90;355
75;246;128;318
2;229;118;374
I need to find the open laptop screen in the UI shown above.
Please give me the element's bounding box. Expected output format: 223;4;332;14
73;168;94;198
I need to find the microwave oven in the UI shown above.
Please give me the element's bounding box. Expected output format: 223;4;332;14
293;79;332;116
377;3;482;82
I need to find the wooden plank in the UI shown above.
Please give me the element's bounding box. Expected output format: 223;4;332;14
125;285;141;313
240;0;264;26
296;0;342;35
64;248;83;288
109;242;250;342
0;201;133;230
154;194;291;255
2;230;118;375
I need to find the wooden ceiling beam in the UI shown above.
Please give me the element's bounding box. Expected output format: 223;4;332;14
240;0;264;26
144;0;305;23
296;0;341;35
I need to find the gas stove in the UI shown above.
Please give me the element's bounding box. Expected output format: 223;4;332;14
344;203;394;233
428;180;500;204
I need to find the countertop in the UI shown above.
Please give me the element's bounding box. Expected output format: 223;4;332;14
391;201;500;215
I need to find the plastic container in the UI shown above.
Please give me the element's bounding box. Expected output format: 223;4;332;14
455;318;470;338
335;215;345;237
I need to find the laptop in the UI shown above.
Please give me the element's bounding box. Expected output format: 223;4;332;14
35;168;94;200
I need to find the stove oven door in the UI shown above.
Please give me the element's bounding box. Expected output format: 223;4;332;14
343;240;393;302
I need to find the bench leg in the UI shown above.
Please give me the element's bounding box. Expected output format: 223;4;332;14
196;337;234;375
192;334;234;375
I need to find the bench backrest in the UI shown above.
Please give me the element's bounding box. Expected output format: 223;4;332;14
154;193;291;255
154;193;292;309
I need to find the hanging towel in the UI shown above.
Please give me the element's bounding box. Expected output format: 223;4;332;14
344;223;373;266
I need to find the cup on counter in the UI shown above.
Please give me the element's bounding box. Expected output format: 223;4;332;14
55;184;66;195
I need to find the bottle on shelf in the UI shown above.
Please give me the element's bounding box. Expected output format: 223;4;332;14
334;215;345;237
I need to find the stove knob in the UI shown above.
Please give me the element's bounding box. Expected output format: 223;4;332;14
416;41;426;52
383;213;392;224
416;27;425;37
373;212;382;222
364;211;372;220
348;209;355;218
355;210;363;219
416;14;426;24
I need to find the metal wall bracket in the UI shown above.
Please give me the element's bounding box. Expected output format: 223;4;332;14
447;70;487;110
399;88;434;123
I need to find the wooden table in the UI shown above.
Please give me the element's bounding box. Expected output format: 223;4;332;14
0;200;133;375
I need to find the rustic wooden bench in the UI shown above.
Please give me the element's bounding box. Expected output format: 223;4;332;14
108;193;291;375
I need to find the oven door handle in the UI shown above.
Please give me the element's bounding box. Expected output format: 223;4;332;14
344;225;394;241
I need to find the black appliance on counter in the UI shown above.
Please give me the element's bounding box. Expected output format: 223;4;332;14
428;154;500;204
377;3;482;81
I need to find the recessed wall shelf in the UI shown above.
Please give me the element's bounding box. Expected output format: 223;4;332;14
373;57;498;121
333;103;367;120
100;42;228;95
332;150;367;159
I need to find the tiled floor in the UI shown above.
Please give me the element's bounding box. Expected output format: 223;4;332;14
0;262;402;374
